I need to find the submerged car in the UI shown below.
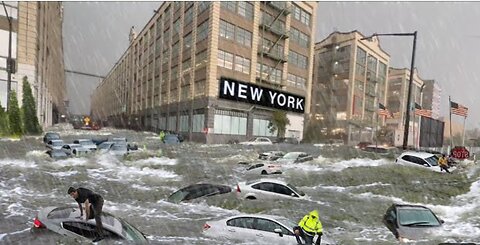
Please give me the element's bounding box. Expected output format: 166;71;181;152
32;206;147;243
98;142;129;156
168;183;233;203
383;204;444;242
239;137;273;146
203;214;335;244
275;152;314;164
395;151;454;173
236;179;305;200
246;163;282;175
43;132;60;144
61;144;90;157
258;151;286;161
163;134;180;144
73;139;97;151
46;149;69;160
46;139;65;150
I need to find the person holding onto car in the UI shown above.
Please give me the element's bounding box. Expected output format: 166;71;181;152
68;187;105;242
438;154;451;173
294;210;323;245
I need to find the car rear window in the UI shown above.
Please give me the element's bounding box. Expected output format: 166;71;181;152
47;207;75;219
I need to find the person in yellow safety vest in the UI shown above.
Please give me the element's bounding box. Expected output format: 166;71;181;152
438;154;451;173
294;210;323;245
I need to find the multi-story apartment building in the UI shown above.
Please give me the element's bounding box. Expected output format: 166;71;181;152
91;2;317;143
310;31;390;145
0;2;66;128
421;79;441;119
386;67;427;146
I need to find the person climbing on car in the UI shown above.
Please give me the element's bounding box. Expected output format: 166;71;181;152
68;187;105;242
293;210;323;245
438;154;451;173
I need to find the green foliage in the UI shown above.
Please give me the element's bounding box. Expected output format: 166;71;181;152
268;111;290;138
7;90;23;136
0;103;9;136
21;76;42;135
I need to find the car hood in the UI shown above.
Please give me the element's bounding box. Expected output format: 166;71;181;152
397;225;441;240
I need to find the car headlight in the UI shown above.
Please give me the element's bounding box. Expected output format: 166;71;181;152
399;236;413;243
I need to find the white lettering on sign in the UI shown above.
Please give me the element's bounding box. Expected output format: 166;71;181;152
277;94;286;106
238;83;247;99
223;80;235;97
288;96;295;109
269;91;277;104
250;86;263;101
296;98;304;111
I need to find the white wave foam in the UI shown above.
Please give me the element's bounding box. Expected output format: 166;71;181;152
128;157;177;166
117;166;178;179
0;158;36;168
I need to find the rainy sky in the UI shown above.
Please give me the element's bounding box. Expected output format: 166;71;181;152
63;2;480;129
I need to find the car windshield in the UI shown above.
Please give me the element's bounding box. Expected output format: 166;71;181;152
111;145;127;151
287;183;305;196
52;141;64;146
79;140;94;145
425;156;439;166
98;143;112;149
282;153;300;160
398;208;441;226
119;218;146;242
47;133;60;139
168;184;231;203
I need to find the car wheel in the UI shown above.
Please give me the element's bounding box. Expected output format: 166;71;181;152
246;196;256;200
73;150;77;155
261;170;268;175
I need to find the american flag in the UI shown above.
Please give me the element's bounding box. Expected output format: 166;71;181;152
378;103;393;118
414;103;432;118
450;101;468;117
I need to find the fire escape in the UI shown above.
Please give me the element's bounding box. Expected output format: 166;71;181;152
257;1;291;87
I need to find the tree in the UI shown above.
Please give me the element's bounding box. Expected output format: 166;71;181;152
21;76;42;134
0;103;9;136
268;111;290;138
8;90;23;136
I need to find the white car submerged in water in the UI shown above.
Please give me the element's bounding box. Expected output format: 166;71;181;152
395;151;455;173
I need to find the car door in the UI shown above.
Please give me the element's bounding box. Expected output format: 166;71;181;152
253;218;297;243
272;183;299;198
225;217;258;241
251;182;276;199
61;221;121;240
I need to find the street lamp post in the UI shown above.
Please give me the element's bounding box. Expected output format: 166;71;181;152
361;31;417;150
2;1;13;111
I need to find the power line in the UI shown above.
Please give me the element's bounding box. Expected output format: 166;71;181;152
65;69;106;79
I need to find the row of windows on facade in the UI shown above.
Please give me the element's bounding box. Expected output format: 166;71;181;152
156;112;276;137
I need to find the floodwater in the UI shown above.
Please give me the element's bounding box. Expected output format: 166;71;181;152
1;125;479;244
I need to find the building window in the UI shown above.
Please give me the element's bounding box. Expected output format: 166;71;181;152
290;27;309;48
235;56;251;74
183;32;192;50
182;59;191;72
256;64;282;84
192;113;205;132
159;116;167;130
287;73;306;90
253;118;276;137
219;20;235;40
173;18;181;36
213;110;247;135
196;49;207;66
218;50;234;69
221;2;236;12
292;4;310;26
179;115;189;132
235;27;252;47
197;21;209;42
288;50;308;69
168;116;177;131
171;41;179;58
197;2;210;14
184;6;193;26
221;2;253;20
181;85;190;100
194;79;205;96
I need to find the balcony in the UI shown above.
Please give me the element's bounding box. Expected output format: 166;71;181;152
259;19;289;39
267;1;291;15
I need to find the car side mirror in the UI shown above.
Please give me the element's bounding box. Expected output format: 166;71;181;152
274;228;283;237
385;216;394;224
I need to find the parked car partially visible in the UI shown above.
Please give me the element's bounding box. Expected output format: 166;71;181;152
98;142;129;156
258;151;286;161
236;179;305;200
46;149;69;160
203;214;335;244
275;152;314;164
46;139;65;150
395;151;454;173
73;139;97;151
168;183;233;203
246;163;282;175
43;132;60;144
61;144;90;157
275;137;299;144
239;137;273;146
383;203;444;243
355;141;372;150
32;206;147;243
163;134;180;144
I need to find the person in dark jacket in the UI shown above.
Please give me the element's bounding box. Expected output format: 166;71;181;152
68;187;105;242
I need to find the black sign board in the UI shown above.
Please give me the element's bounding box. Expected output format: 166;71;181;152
218;77;305;113
419;117;444;147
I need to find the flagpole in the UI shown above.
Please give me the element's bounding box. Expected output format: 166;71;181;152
449;96;453;148
413;112;416;149
462;116;466;146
